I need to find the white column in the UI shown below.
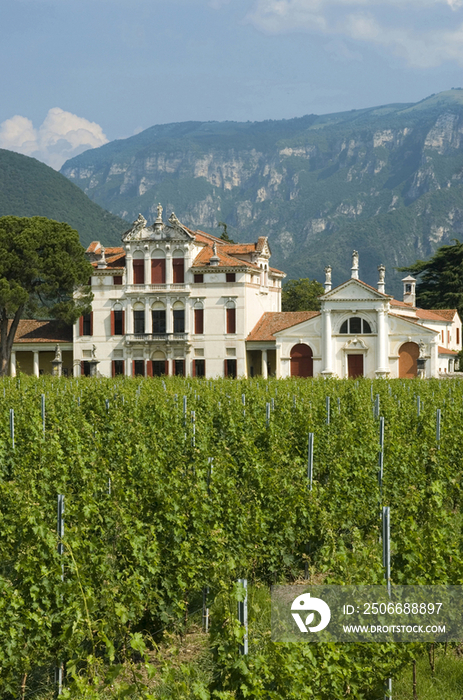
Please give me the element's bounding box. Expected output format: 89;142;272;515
275;345;281;378
430;337;439;378
125;351;132;376
126;251;133;286
145;299;152;334
33;351;39;377
166;253;173;285
126;300;133;334
10;351;16;377
376;308;389;376
322;308;333;375
262;349;268;378
144;249;150;288
166;297;173;334
184;300;190;335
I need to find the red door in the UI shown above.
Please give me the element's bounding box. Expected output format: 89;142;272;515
290;344;313;377
347;354;363;378
399;342;419;378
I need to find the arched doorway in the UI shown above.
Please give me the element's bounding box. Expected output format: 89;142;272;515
290;344;313;377
399;342;419;378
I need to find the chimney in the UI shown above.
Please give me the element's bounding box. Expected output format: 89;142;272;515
402;275;416;306
351;250;359;280
97;246;107;269
324;265;332;293
210;242;220;267
377;264;385;294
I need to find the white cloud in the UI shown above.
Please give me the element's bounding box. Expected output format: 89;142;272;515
0;108;108;169
244;0;463;67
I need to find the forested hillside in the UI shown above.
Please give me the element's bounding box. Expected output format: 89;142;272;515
61;90;463;296
0;149;128;249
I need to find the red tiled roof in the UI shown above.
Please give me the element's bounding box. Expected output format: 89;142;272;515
12;320;72;344
390;299;415;308
438;346;459;355
247;311;320;341
192;246;261;270
415;309;452;322
221;243;257;254
430;309;458;321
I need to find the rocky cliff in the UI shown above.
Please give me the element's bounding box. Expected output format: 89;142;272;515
61;90;463;296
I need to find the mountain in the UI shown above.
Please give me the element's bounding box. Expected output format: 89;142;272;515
60;89;463;296
0;149;128;249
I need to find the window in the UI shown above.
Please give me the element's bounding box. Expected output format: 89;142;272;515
174;359;185;376
81;361;90;376
151;259;166;284
226;307;236;334
339;317;372;334
133;360;145;377
193;359;205;377
112;310;124;336
405;284;412;294
173;258;184;283
224;359;237;378
133;259;145;284
194;274;204;283
457;328;460;345
152;310;166;334
112;360;124;376
152;360;168;376
442;330;444;343
194;308;204;334
448;330;451;344
133;310;145;334
226;273;236;282
80;313;93;336
114;276;123;285
173;309;185;334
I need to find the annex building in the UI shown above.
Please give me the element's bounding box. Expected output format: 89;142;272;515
10;208;461;379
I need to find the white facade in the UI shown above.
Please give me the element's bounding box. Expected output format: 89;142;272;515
73;208;284;378
247;253;461;379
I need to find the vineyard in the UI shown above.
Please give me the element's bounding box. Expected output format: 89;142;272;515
1;375;463;699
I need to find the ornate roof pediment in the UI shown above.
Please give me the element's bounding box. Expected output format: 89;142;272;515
321;279;390;301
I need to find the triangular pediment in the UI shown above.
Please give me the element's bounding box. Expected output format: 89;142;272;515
275;314;322;338
122;212;194;242
321;279;390;302
388;313;438;336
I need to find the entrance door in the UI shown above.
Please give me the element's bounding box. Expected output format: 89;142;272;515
290;344;313;377
347;354;363;378
399;342;419;378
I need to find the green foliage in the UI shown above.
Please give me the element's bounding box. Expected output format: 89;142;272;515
398;239;463;318
282;278;324;311
0;149;128;249
1;376;463;697
217;222;235;244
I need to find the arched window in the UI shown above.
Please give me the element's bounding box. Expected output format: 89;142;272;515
339;317;372;334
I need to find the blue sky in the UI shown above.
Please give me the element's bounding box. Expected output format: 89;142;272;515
1;0;463;168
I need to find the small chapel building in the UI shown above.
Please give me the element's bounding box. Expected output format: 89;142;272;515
9;208;461;379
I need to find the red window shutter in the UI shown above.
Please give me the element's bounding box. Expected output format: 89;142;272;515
194;274;203;283
110;311;115;336
151;259;166;283
442;330;444;343
114;276;123;285
122;310;125;335
133;259;145;284
165;360;169;375
81;361;85;376
90;312;93;336
224;359;228;377
111;360;115;378
79;316;83;336
173;258;184;283
121;360;125;376
132;360;136;377
147;361;153;377
226;308;236;334
194;309;204;334
192;360;196;377
457;328;460;345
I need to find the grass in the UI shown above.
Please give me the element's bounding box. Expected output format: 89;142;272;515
394;646;463;699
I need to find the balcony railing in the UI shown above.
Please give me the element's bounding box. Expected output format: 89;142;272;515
127;284;189;292
125;333;188;343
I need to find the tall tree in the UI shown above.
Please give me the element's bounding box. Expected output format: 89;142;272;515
0;216;93;376
398;239;463;318
282;278;324;312
217;221;235;244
